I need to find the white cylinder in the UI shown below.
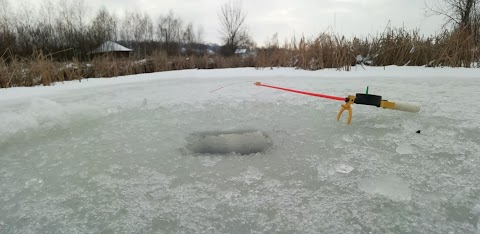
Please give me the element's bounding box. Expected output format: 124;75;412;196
393;101;421;113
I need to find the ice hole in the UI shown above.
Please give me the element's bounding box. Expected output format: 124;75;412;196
185;130;272;155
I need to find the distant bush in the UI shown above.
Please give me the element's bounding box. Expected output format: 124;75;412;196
1;26;479;88
1;0;479;88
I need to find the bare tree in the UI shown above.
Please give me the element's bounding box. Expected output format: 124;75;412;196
120;11;138;42
0;0;15;57
57;0;89;32
90;8;118;43
196;26;205;44
0;0;11;31
15;0;36;27
427;0;478;29
156;10;183;55
119;10;153;50
218;0;250;56
140;14;154;42
132;12;153;42
265;33;280;49
55;0;91;56
182;23;196;45
181;23;209;55
39;0;58;26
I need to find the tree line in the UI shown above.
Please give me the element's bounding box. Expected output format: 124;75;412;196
0;0;217;60
1;0;479;63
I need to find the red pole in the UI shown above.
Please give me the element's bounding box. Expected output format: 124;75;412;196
254;82;346;102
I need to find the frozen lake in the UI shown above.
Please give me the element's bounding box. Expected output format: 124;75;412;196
1;67;479;233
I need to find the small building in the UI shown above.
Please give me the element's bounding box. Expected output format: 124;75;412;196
89;41;133;58
235;48;255;58
235;48;247;55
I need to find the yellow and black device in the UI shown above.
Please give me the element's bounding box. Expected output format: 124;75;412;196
337;93;421;125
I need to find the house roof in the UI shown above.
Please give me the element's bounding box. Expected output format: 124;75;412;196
235;49;247;54
90;41;133;54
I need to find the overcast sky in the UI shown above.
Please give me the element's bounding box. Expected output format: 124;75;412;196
20;0;446;45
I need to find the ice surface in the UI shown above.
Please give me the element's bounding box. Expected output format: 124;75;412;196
358;175;412;202
396;143;414;155
1;67;480;233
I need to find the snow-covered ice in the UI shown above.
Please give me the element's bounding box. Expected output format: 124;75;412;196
358;175;412;202
1;66;479;233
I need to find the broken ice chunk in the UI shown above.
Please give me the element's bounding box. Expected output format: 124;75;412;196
472;203;480;214
335;164;354;174
359;175;411;202
396;143;414;155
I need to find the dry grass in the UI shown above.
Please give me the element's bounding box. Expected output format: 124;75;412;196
0;59;7;88
355;28;478;67
255;34;356;70
253;27;479;70
1;27;479;88
432;30;477;67
0;51;91;88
